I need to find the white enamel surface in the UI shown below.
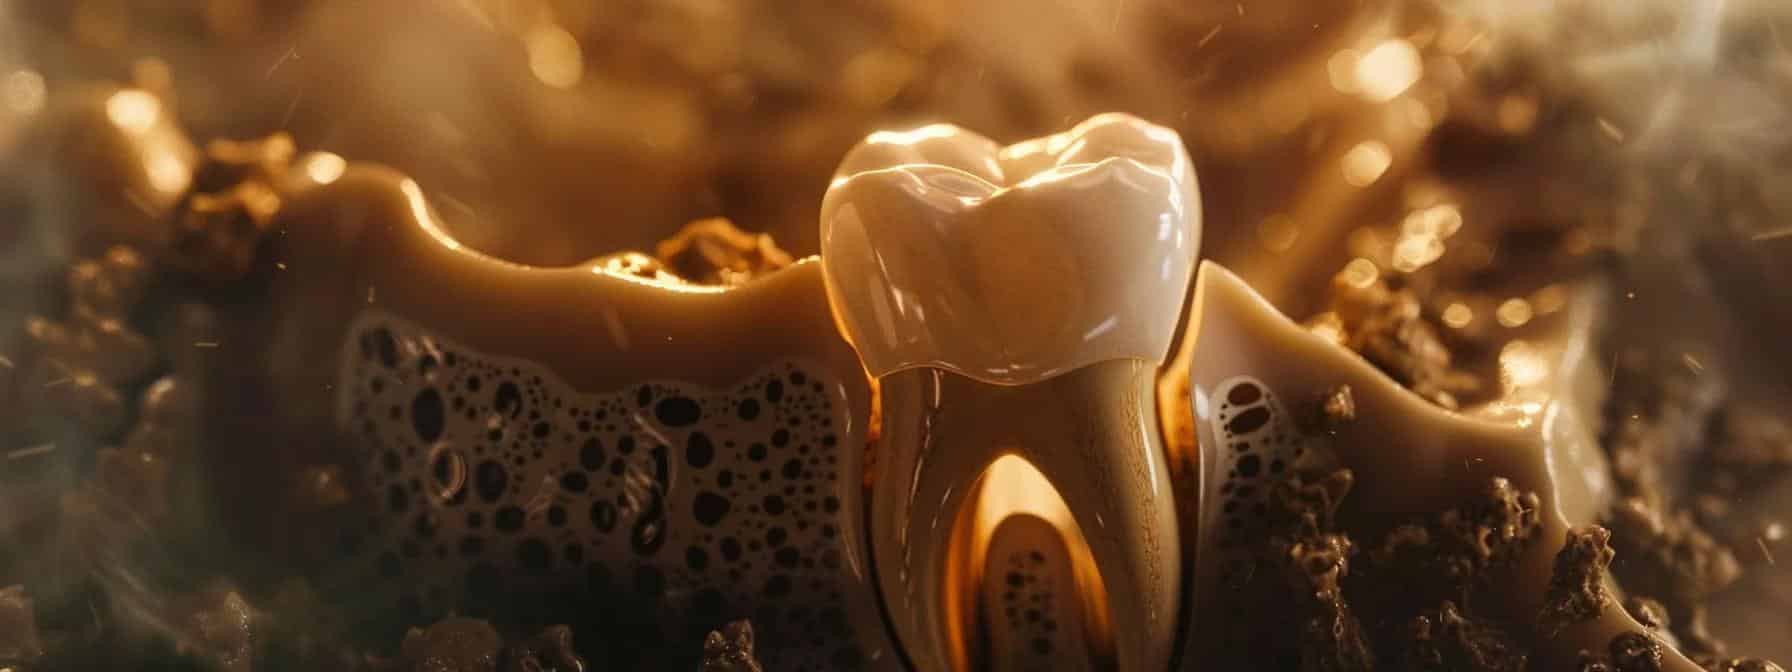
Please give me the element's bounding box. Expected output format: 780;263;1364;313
821;113;1200;384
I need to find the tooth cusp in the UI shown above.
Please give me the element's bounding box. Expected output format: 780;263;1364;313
837;124;1005;184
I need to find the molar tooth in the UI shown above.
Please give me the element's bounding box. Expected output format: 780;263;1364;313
1159;262;1702;671
221;166;900;670
824;114;1195;672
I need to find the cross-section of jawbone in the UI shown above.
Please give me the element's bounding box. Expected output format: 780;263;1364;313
1159;262;1703;671
821;113;1197;672
226;162;898;670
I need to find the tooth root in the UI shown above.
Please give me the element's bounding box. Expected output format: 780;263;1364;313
873;361;1179;672
1020;361;1178;672
870;368;991;672
982;514;1093;672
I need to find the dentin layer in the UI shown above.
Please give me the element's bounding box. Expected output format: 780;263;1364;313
230;163;897;669
821;113;1197;672
1161;262;1701;671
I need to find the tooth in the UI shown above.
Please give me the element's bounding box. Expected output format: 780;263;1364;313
226;167;902;669
822;113;1196;672
1159;262;1702;671
980;514;1094;672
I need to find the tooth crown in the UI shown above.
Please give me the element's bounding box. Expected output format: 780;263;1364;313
821;113;1200;385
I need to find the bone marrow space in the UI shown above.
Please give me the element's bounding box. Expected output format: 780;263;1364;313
335;311;867;670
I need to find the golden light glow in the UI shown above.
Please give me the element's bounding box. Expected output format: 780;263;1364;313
105;89;161;133
1531;284;1567;315
1307;311;1346;345
1403;204;1463;238
1499;340;1549;389
1326;49;1361;93
1355;39;1422;102
303;152;347;184
588;254;730;294
1442;302;1473;328
1495;298;1534;328
526;24;584;88
959;455;1111;666
1390;204;1459;272
1341;140;1392;187
403;178;462;252
1391;233;1444;272
1340;257;1380;289
973;456;1077;551
146;152;189;194
3;70;45;114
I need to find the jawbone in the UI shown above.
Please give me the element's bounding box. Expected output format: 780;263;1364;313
41;90;1699;670
229;163;900;670
1160;262;1700;671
